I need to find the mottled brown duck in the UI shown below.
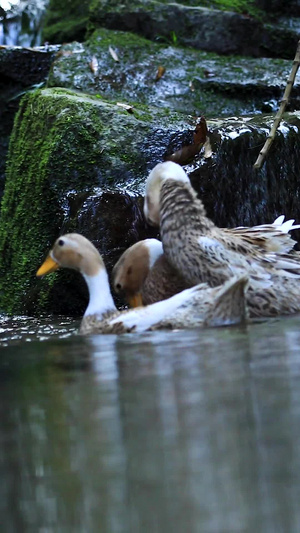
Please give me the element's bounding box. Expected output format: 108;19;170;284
143;161;300;318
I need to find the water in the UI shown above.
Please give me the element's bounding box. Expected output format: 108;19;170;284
2;314;300;532
0;0;48;47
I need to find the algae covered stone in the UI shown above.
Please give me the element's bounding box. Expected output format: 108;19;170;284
88;0;299;59
0;87;182;314
48;29;300;119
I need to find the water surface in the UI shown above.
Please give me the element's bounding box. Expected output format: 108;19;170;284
1;314;300;532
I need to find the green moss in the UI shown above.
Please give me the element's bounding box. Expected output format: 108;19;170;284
89;0;264;19
0;86;185;313
198;0;263;18
87;27;157;50
42;0;90;43
0;88;106;314
42;16;89;44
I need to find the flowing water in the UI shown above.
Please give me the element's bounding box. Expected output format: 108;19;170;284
2;314;300;532
0;0;48;47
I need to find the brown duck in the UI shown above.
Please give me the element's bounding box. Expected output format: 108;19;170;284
112;238;190;307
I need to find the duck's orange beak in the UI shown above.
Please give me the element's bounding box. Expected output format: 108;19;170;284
36;255;59;276
128;293;143;308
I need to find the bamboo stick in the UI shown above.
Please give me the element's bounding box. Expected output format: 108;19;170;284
253;39;300;170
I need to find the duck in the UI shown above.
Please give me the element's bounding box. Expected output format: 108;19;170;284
112;236;300;318
112;238;191;307
143;161;300;318
36;233;249;334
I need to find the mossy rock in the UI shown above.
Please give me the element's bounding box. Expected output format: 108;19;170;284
0;87;180;315
88;0;299;59
2;86;300;316
42;0;90;44
48;30;300;119
0;46;56;200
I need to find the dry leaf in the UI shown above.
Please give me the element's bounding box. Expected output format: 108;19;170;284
189;80;195;92
193;117;208;145
166;145;202;164
203;69;215;78
117;102;134;113
166;117;211;164
203;137;212;158
109;45;119;62
89;55;99;75
56;49;73;59
155;65;166;82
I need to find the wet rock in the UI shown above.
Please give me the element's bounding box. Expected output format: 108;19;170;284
42;0;90;44
0;45;58;199
1;2;300;317
255;0;300;16
187;114;300;232
0;87;173;315
89;0;299;59
1;86;300;315
48;30;300;119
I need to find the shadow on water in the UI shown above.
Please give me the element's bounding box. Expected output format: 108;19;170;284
1;315;300;531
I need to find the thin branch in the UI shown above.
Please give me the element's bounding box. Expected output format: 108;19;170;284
253;39;300;170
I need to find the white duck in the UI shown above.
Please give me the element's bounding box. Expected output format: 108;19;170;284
36;233;248;334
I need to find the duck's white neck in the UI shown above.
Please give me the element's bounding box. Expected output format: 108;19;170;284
83;268;116;318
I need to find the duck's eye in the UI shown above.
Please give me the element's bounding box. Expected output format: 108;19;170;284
58;239;64;246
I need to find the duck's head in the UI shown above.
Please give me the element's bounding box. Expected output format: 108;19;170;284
112;238;163;307
144;161;190;226
36;233;105;277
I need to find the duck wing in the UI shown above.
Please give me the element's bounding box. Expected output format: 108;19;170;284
226;216;300;254
203;275;248;327
196;235;273;288
107;283;211;333
107;277;247;333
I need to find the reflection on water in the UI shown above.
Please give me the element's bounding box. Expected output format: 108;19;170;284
0;314;78;346
1;315;300;531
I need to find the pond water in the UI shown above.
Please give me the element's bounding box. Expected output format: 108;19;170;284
1;314;300;532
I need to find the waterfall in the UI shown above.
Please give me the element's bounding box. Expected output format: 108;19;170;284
0;0;48;47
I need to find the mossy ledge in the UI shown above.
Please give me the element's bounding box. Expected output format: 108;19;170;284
0;87;180;314
2;87;300;315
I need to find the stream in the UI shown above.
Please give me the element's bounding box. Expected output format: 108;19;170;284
1;314;300;531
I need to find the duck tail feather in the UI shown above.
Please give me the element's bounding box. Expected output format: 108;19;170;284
203;275;248;328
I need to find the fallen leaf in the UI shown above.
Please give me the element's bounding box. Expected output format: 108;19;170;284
56;49;73;59
166;117;211;164
109;45;119;62
203;137;213;158
189;80;195;92
155;65;166;82
203;69;215;78
89;55;99;75
117;102;134;113
166;145;202;164
193;116;208;145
